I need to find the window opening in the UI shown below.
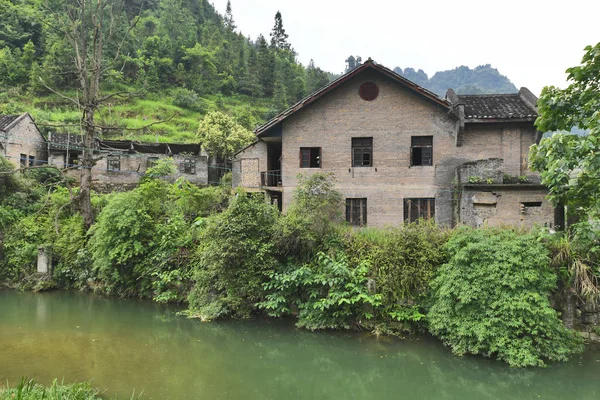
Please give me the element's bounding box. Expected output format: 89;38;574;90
352;138;373;167
300;147;321;168
404;198;435;222
411;136;433;166
346;198;367;227
107;155;121;172
180;158;196;174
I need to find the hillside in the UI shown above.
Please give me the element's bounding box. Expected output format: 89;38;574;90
393;65;518;97
0;0;332;142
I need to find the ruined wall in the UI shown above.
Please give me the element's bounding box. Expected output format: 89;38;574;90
1;115;46;168
54;151;208;191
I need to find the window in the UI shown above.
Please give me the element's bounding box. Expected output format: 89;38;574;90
20;153;27;167
28;155;35;167
107;155;120;172
147;157;159;169
300;147;321;168
404;198;435;222
346;198;367;227
411;136;433;166
180;158;196;174
352;137;372;167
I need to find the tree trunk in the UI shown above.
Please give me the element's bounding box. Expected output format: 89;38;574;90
78;106;95;228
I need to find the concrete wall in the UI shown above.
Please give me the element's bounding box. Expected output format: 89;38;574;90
0;115;47;168
236;70;544;228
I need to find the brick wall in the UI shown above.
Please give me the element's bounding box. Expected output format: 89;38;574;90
1;115;47;168
235;70;543;228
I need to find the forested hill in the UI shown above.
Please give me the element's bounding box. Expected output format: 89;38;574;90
0;0;332;142
392;65;518;97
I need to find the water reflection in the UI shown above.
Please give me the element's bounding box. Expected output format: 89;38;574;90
0;290;599;400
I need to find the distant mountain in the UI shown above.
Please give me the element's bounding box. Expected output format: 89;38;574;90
393;65;518;97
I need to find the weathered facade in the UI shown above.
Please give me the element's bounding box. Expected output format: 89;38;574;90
233;60;554;228
47;133;209;191
0;113;47;169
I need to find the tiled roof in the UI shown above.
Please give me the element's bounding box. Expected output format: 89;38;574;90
458;94;537;120
0;115;20;131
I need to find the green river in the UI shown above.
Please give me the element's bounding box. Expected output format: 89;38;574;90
1;290;600;399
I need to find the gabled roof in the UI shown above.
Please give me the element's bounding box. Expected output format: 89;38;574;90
255;59;451;136
459;94;537;120
0;115;21;131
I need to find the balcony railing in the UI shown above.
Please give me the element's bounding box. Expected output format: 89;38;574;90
260;170;282;187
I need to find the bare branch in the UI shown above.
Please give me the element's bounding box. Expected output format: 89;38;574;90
38;78;81;107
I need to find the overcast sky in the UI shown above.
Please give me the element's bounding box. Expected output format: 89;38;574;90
211;0;599;96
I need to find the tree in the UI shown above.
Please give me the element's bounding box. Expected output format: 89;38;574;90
269;11;290;51
197;111;255;159
40;0;141;227
224;0;236;31
530;42;600;226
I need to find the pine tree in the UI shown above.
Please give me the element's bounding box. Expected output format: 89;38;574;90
224;0;236;31
269;11;290;51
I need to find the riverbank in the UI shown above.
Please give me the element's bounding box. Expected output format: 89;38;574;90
0;168;595;367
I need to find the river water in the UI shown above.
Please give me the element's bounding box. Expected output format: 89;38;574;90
1;290;599;399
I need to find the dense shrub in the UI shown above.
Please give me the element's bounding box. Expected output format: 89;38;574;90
259;252;381;330
428;227;584;367
273;172;344;261
187;191;279;320
345;221;451;331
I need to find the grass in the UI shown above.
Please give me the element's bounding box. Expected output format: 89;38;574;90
0;378;144;400
0;378;101;400
0;85;271;144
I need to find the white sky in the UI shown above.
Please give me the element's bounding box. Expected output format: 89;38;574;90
211;0;599;96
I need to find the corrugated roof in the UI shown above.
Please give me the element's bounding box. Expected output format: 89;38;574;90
0;115;20;131
459;94;537;120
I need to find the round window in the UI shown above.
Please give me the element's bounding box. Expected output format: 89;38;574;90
359;82;379;101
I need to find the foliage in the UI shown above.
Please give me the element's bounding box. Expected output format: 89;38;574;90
530;42;600;227
428;227;583;367
196;111;255;158
273;172;344;261
0;378;100;400
345;221;450;331
259;252;382;331
88;175;227;298
187;191;279;320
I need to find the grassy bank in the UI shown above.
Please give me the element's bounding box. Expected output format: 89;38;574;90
0;378;102;400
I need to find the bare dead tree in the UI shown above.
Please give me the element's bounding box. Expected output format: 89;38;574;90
39;0;142;228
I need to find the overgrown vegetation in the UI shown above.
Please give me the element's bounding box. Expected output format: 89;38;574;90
428;227;583;367
0;169;588;367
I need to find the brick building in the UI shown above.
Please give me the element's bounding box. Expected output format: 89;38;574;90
0;113;47;169
233;59;555;228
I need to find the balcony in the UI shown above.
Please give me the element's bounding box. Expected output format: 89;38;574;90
261;170;282;187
